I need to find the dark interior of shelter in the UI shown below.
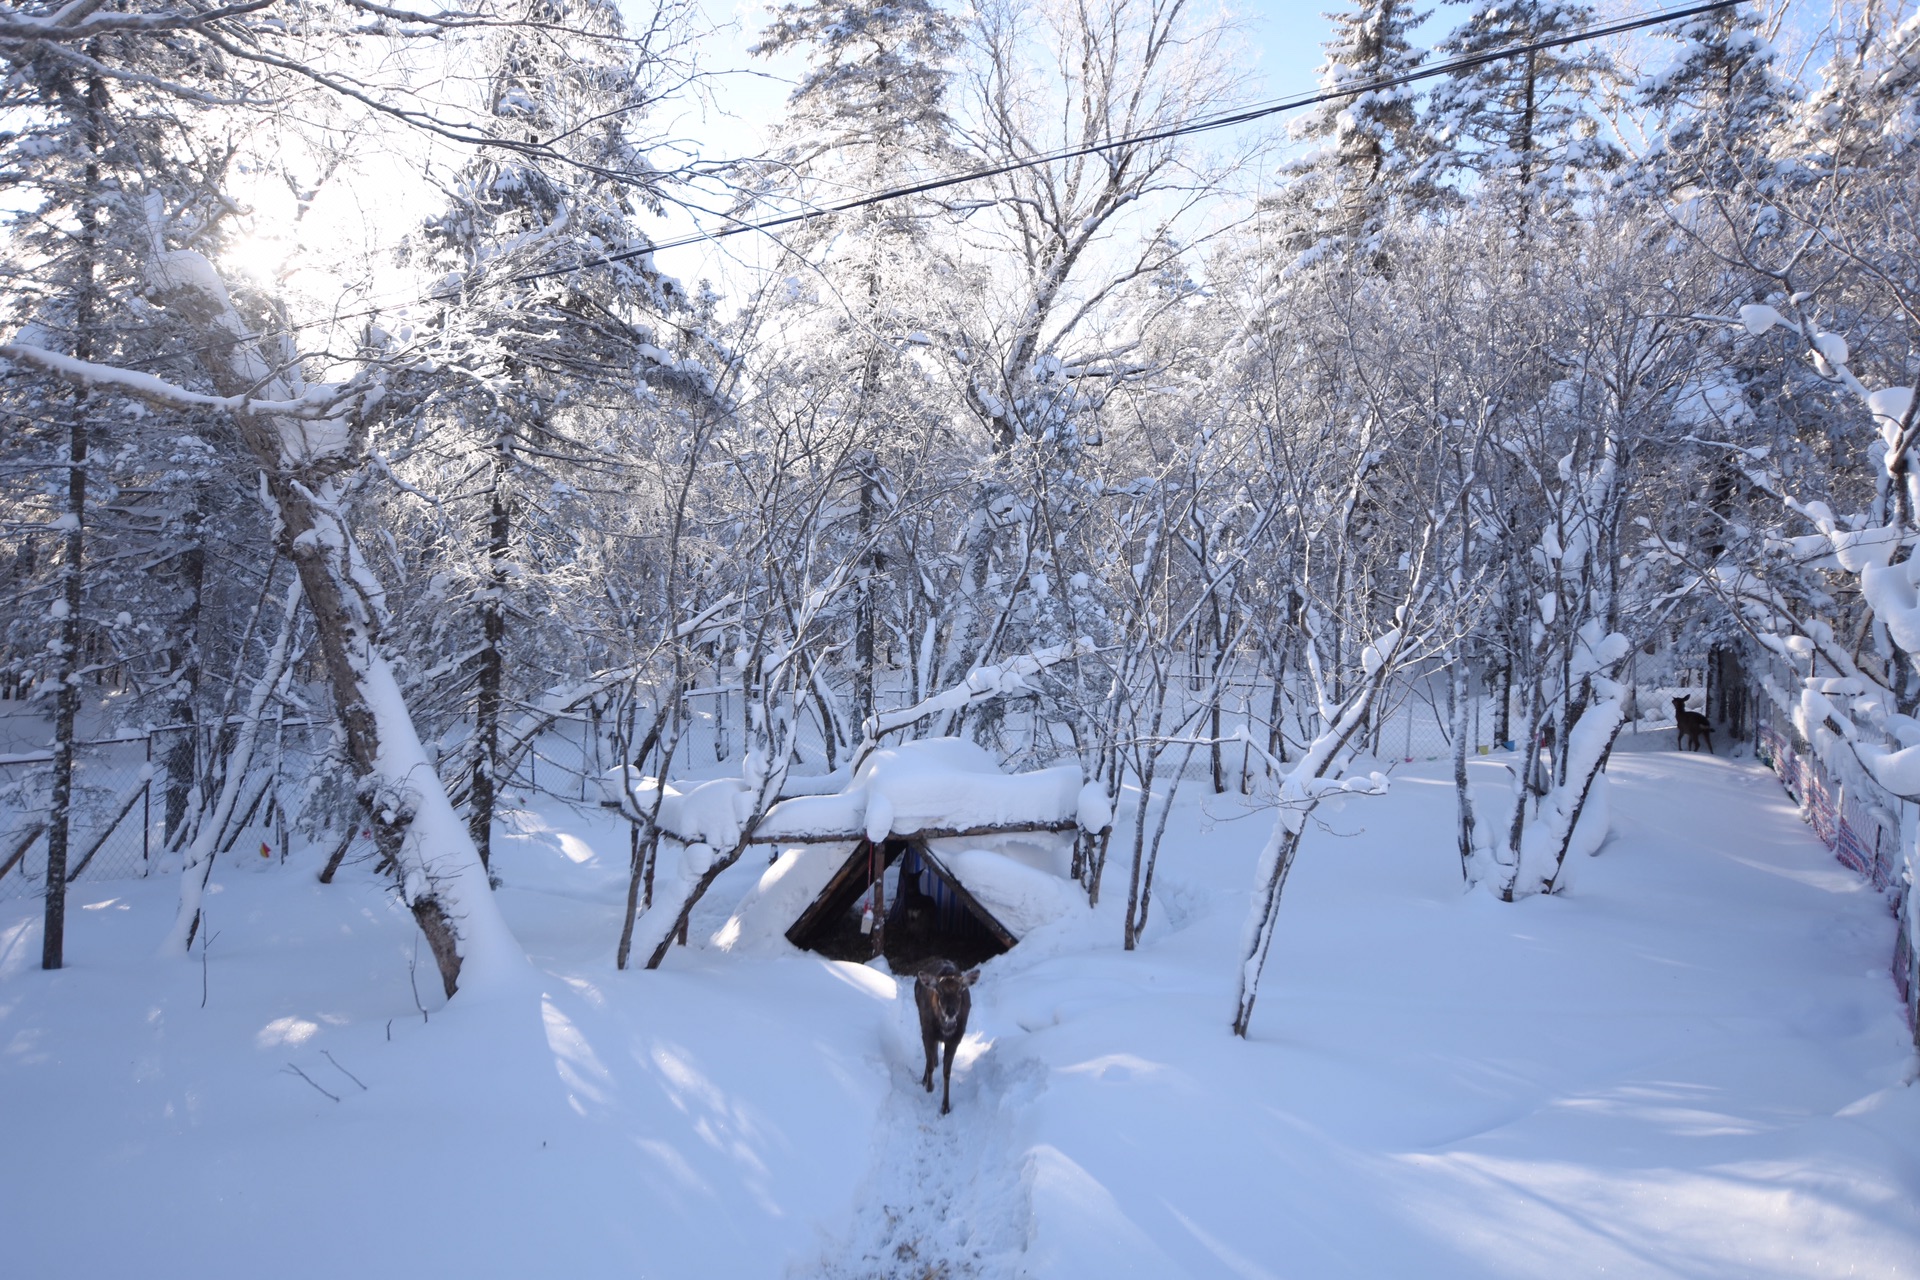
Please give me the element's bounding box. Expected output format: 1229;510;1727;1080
788;837;1012;971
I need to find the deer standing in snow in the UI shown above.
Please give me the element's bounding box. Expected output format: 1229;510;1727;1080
914;960;978;1115
1673;697;1714;753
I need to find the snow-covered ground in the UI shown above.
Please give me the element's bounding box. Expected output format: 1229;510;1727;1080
2;744;1916;1278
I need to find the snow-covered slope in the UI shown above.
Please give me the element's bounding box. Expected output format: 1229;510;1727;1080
1;749;1915;1278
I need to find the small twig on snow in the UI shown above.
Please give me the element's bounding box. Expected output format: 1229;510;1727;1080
408;933;429;1024
321;1050;368;1091
199;925;220;1009
283;1064;340;1102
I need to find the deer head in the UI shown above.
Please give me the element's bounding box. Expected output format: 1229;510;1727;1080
916;961;978;1039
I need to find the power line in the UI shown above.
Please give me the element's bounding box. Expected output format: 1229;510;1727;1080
336;0;1740;325
509;0;1742;277
9;0;1743;362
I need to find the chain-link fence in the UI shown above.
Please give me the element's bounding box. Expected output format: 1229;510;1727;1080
0;649;1746;903
1;734;157;902
0;709;321;903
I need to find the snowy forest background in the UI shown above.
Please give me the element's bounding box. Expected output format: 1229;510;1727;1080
2;0;1918;1034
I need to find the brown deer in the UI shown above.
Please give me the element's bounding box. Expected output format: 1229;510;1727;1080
1673;697;1714;753
914;959;979;1115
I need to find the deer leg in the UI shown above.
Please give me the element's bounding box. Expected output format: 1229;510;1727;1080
941;1037;956;1115
921;1022;937;1093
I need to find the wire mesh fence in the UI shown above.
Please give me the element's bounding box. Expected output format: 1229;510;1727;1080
0;735;156;903
0;651;1724;904
0;709;325;903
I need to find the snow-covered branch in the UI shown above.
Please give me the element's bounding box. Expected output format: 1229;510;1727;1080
0;343;358;423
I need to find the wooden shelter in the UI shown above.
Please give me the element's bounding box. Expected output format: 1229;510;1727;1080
725;737;1087;968
783;835;1022;970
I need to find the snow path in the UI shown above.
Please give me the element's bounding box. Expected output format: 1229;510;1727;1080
795;983;1043;1280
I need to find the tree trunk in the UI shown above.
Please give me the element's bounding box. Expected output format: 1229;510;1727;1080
470;439;511;873
42;432;83;970
1491;657;1511;746
1515;50;1537;237
160;496;206;848
1208;596;1227;794
1122;752;1158;950
1232;822;1304;1038
1451;650;1477;883
854;460;877;739
43;72;107;971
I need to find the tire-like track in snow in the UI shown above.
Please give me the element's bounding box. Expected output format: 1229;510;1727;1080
794;985;1042;1280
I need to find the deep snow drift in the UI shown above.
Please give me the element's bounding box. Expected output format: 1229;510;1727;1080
2;744;1916;1278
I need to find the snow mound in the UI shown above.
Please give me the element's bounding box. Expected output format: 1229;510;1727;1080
713;841;858;953
926;829;1075;880
653;776;755;847
940;846;1078;938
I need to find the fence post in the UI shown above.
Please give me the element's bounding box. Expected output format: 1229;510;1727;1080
1629;651;1638;736
276;712;287;863
142;734;151;870
1472;664;1481;749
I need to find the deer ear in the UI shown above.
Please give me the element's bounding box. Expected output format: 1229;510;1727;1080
963;969;980;986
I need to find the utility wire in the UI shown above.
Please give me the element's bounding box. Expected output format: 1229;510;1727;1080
335;0;1739;327
4;0;1743;362
510;0;1743;278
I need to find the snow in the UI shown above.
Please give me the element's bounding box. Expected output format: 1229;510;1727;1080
0;339;348;428
652;774;756;847
1862;739;1920;796
940;847;1079;938
1860;555;1920;655
1738;303;1786;336
1076;780;1113;833
1869;385;1916;441
713;841;859;955
1812;329;1851;369
3;751;1917;1277
1359;627;1400;677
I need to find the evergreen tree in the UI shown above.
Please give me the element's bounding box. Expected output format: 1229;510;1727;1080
1284;0;1429;262
1633;1;1792;200
1423;0;1621;231
745;0;962;741
0;25;252;966
404;0;695;872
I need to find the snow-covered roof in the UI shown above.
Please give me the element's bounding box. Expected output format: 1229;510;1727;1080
755;737;1087;843
712;840;858;954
